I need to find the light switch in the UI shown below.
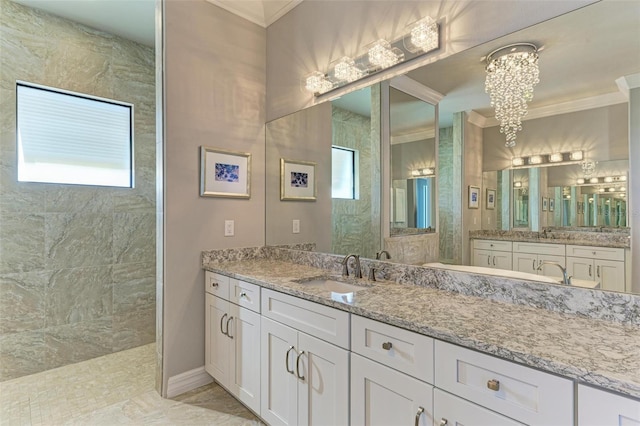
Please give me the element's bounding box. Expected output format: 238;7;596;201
224;220;234;237
292;219;300;234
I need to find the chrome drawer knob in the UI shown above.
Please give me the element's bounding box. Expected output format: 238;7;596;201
439;419;448;426
239;291;247;298
211;281;219;288
487;379;500;391
382;342;393;350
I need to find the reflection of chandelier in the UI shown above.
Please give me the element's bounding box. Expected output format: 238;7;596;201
581;160;597;176
485;43;540;148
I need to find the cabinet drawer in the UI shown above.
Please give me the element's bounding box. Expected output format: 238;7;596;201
473;239;513;252
578;385;640;426
230;279;260;313
566;244;625;261
512;241;565;256
351;315;433;384
435;341;573;425
261;288;350;349
434;389;524;426
205;271;230;299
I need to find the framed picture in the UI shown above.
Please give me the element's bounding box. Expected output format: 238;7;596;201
486;188;496;210
542;197;548;211
280;158;316;201
200;146;251;198
468;185;480;209
549;198;555;212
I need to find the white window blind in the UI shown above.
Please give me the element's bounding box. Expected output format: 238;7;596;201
16;82;133;187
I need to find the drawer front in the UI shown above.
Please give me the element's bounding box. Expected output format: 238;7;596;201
434;389;524;426
435;341;573;425
513;241;565;256
261;288;350;349
473;239;513;252
351;315;434;384
578;384;640;426
230;279;261;313
205;271;230;299
566;244;625;261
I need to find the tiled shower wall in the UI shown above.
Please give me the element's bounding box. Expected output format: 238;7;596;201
0;0;156;380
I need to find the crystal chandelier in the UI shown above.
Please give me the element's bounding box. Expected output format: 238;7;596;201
485;43;540;148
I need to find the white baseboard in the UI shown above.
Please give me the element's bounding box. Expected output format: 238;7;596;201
166;366;213;398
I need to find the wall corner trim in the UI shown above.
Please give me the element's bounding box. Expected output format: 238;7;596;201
166;366;213;398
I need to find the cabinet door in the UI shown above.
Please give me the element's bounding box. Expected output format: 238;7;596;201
205;294;230;385
578;385;640;426
567;257;594;281
596;259;626;292
351;353;433;426
229;303;261;415
297;333;349;426
434;389;524;426
261;316;298;426
473;249;492;267
492;251;513;270
512;252;538;274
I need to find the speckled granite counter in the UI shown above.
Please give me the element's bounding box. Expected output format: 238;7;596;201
470;229;631;248
202;253;640;400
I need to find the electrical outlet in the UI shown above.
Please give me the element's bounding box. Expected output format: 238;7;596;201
224;220;234;237
292;219;300;234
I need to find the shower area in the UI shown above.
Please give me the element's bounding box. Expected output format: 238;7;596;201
0;0;156;381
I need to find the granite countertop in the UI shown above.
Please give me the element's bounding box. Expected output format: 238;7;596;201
203;259;640;399
470;229;630;249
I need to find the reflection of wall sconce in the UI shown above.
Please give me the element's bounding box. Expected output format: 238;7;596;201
303;15;440;95
575;175;627;186
511;150;583;169
411;168;435;177
513;181;522;188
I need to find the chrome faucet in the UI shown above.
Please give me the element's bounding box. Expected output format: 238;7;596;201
376;250;391;260
341;254;362;278
537;261;571;285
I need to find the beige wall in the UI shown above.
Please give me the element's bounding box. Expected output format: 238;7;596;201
164;1;266;390
266;0;597;122
0;0;156;380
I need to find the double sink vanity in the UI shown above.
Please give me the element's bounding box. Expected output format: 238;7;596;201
202;246;640;426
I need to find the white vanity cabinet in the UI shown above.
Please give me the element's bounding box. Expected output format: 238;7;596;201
260;289;349;426
435;340;574;425
350;315;434;426
204;272;261;414
472;240;513;270
577;384;640;425
566;245;626;292
512;241;566;276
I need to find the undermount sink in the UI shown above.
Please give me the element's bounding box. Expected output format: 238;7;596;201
293;277;369;303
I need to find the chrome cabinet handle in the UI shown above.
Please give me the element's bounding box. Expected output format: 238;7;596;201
487;256;490;266
597;265;600;278
296;351;306;380
492;256;496;266
382;342;393;350
487;379;500;391
226;316;233;339
589;264;592;277
532;259;535;270
220;313;228;336
414;406;425;426
439;419;448;426
285;346;295;374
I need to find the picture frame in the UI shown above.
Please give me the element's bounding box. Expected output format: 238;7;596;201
468;185;480;209
486;188;496;210
200;146;251;198
549;198;555;212
542;197;548;211
280;158;316;201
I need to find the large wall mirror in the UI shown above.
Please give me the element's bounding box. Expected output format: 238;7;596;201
265;1;638;294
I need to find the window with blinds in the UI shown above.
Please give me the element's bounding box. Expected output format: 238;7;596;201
16;82;133;187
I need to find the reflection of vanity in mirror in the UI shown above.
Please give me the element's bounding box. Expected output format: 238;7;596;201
265;1;638;294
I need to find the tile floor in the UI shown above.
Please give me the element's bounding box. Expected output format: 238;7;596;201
0;344;262;425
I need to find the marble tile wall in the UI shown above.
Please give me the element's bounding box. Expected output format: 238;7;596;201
0;0;156;381
331;99;381;260
384;233;439;265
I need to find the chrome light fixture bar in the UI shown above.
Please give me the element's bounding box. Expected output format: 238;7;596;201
485;43;540;148
575;175;627;186
303;16;440;96
511;150;583;169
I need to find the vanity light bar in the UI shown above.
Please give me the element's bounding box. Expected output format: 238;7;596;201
575;175;627;186
303;15;440;96
412;168;435;176
511;150;584;169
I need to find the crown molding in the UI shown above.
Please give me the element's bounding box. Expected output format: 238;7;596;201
206;0;302;28
391;128;436;145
